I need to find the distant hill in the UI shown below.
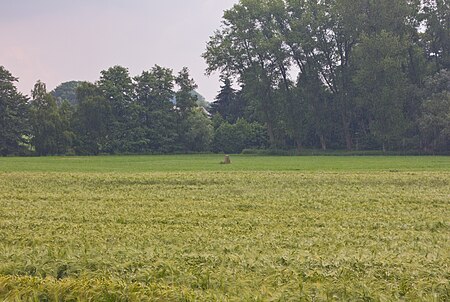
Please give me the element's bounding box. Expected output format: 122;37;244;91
171;91;210;109
191;91;210;109
51;81;82;106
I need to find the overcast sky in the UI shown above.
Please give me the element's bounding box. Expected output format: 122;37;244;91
0;0;238;101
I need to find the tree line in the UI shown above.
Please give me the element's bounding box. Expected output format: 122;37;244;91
204;0;449;152
0;65;267;156
1;0;449;156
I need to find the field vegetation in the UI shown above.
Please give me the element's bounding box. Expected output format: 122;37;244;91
0;155;449;301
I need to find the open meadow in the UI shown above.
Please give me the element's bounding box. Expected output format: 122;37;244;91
0;155;449;301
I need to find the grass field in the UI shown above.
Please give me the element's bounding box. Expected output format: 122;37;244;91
0;155;449;301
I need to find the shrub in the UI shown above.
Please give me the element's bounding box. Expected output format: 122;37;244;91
212;119;268;153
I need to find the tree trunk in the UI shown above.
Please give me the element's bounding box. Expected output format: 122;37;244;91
295;139;302;153
266;121;276;147
341;113;352;150
343;125;352;151
320;134;327;151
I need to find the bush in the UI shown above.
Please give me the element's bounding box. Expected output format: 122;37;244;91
212;119;268;154
185;109;213;152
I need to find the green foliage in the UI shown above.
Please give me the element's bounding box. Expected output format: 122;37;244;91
0;66;29;156
0;156;449;300
204;0;449;152
30;81;71;155
210;78;245;124
175;67;198;114
73;82;112;155
419;69;450;150
134;66;178;153
185;109;213;152
2;0;449;155
212;119;268;154
353;31;410;150
422;0;450;71
175;68;205;151
98;66;135;153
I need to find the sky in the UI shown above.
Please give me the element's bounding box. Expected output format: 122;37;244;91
0;0;238;101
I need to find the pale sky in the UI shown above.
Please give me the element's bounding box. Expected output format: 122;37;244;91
0;0;238;101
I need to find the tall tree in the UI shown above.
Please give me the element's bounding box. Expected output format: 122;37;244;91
210;77;244;123
175;67;198;114
134;65;178;152
30;81;68;155
175;67;201;150
205;0;432;151
353;32;410;151
98;66;135;153
0;66;29;156
58;100;76;153
419;69;450;151
204;0;292;147
422;0;450;71
295;64;334;150
73;82;111;154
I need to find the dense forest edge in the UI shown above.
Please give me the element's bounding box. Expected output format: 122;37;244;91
1;0;449;156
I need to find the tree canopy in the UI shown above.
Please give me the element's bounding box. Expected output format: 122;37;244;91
203;0;450;152
0;66;29;156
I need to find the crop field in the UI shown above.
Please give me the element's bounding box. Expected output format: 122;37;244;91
0;155;449;301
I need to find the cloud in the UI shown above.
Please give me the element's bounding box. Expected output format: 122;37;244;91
0;0;239;100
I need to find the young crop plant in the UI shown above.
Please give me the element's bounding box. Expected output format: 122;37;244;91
0;155;449;301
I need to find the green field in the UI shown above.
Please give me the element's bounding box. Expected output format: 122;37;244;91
0;155;449;301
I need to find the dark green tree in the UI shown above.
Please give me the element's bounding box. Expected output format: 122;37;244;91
175;67;198;114
73;82;111;155
295;64;335;150
175;67;201;150
58;100;76;153
204;0;291;147
134;65;178;152
212;118;268;154
185;108;213;152
353;31;410;151
0;66;29;156
30;81;69;155
98;65;135;153
419;69;450;151
422;0;450;71
205;0;432;151
210;77;244;123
